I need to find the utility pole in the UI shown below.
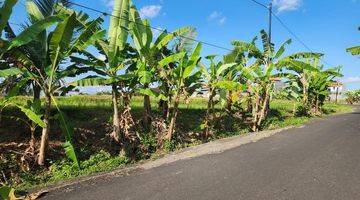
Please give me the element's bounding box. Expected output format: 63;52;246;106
268;2;272;46
266;2;273;113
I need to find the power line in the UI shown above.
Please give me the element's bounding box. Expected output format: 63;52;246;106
271;12;332;66
67;1;233;52
10;0;334;66
249;0;268;9
247;0;333;66
271;13;313;53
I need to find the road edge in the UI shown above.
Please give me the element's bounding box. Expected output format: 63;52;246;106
31;125;294;195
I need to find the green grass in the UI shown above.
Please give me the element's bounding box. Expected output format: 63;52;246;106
16;151;129;191
0;95;352;192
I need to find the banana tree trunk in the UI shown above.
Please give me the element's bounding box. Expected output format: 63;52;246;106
252;92;260;132
301;75;309;108
265;96;270;114
226;90;232;113
315;95;319;114
143;84;151;130
335;87;339;103
166;93;180;140
159;99;169;120
203;88;215;140
119;93;133;157
111;83;121;142
31;83;41;135
292;102;297;116
33;83;41;101
246;84;253;113
257;87;271;129
303;86;308;106
37;93;51;166
29;126;36;155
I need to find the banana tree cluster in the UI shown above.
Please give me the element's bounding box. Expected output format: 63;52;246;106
199;55;238;139
1;0;104;166
156;43;202;143
280;53;342;115
70;0;134;156
344;89;360;104
129;5;193;131
229;31;293;131
0;0;344;168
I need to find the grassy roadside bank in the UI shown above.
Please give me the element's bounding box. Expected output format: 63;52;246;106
0;96;352;192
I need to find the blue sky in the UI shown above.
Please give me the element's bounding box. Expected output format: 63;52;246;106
9;0;360;91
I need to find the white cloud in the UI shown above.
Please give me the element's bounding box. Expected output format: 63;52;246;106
102;0;114;8
219;17;227;25
273;0;302;13
208;11;227;26
140;5;162;19
102;2;162;18
342;76;360;83
208;11;222;20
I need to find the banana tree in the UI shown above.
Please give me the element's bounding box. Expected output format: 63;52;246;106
221;42;254;114
344;90;360;104
277;52;323;114
278;80;302;114
70;0;135;155
0;67;47;169
307;66;343;114
278;53;342;114
2;4;104;165
232;30;293;131
0;69;45;129
71;46;138;156
129;5;192;130
199;55;238;139
0;0;71;100
157;43;202;141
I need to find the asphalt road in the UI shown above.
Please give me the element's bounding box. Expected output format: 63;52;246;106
42;110;360;200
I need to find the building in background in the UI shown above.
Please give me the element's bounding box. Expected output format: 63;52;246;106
329;81;345;102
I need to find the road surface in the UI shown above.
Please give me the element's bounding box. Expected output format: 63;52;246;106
42;110;360;200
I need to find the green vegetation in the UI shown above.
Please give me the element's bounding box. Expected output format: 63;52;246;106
344;89;360;104
0;96;351;192
346;27;360;56
0;0;354;194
